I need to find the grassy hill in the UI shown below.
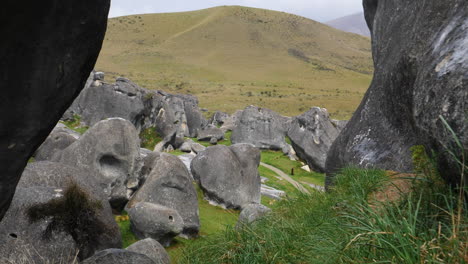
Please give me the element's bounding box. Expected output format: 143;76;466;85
96;6;373;119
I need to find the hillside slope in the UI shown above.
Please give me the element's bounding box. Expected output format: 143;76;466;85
96;6;373;119
326;12;371;37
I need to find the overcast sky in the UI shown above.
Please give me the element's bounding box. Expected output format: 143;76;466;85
109;0;363;22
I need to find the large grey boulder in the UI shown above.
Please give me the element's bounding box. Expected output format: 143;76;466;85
191;144;261;209
83;249;156;264
0;185;121;262
126;238;170;264
231;106;290;151
176;94;207;137
236;203;271;229
54;118;141;210
66;75;155;132
0;187;78;263
326;0;468;187
197;124;225;141
0;0;110;221
129;153;199;237
155;95;188;143
127;202;184;246
287;107;341;172
34;131;77;161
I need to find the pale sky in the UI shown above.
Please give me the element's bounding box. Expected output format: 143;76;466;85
109;0;364;22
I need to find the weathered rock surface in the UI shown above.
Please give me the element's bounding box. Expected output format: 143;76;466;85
83;249;156;264
197;125;225;141
34;131;77;161
236;203;271;229
54;118;140;209
191;144;261;209
326;0;468;187
127;202;184;246
126;238;170;264
288;107;341;172
231;106;290;151
0;0;110;220
0;187;78;263
129;153;199;237
66;76;151;131
0;186;122;263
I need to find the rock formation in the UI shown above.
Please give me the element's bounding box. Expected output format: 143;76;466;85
231;106;291;151
126;238;170;264
191;144;261;209
0;0;110;220
326;0;468;187
288;107;341;172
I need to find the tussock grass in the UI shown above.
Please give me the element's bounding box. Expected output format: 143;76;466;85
178;167;467;263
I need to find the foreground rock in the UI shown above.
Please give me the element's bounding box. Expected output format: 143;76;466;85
129;153;199;237
288;107;341;172
34;130;77;161
326;0;468;187
0;1;110;220
236;203;271;229
54;118;140;210
83;249;156;264
127;202;183;246
191;144;261;209
126;238;170;264
231;106;290;151
0;186;121;262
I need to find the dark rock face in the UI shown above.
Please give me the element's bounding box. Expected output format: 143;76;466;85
126;238;170;264
54;118;141;209
231;106;290;151
0;0;110;220
83;249;156;264
191;144;261;209
127;202;184;247
288;107;341;172
326;0;468;187
129;153;200;237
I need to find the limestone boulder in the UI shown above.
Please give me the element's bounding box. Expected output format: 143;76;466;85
34;131;77;161
197;125;225;142
231;106;290;150
127;202;184;246
0;0;110;220
54;118;141;210
129;153;199;237
126;238;170;264
287;107;341;172
236;203;271;229
83;249;156;264
191;144;261;209
326;0;468;187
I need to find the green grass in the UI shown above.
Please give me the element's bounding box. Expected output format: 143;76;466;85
115;213;138;248
60;114;89;134
97;6;373;120
261;150;325;186
178;167;468;263
139;127;163;150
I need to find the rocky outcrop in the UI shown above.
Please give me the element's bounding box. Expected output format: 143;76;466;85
231;106;290;151
0;0;110;220
54;118;141;210
197;125;225;142
129;153;199;237
326;0;468;187
288;107;341;172
83;249;156;264
191;144;261;209
126;238;170;264
127;202;184;247
66;75;152;131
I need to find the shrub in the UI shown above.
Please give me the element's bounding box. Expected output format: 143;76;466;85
27;183;113;261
